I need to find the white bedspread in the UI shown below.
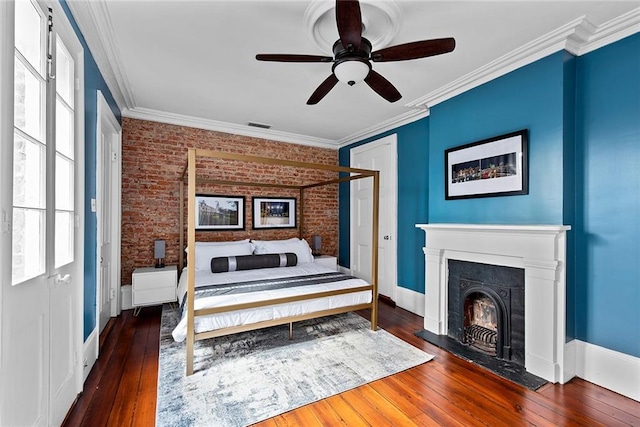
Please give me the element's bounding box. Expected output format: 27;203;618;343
171;263;372;342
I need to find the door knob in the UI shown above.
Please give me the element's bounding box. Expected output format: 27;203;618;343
55;274;71;285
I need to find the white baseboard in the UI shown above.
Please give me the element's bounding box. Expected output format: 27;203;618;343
395;286;425;317
82;327;98;383
575;340;640;401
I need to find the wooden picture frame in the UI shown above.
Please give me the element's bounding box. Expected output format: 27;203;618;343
252;197;296;229
445;130;529;200
195;194;245;230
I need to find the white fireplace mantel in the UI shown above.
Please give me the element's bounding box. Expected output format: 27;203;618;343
416;223;572;383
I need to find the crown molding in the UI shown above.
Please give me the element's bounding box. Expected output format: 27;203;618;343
576;7;640;55
406;9;640;111
70;3;639;149
122;107;339;149
406;16;594;110
66;0;135;110
337;106;429;147
339;9;639;146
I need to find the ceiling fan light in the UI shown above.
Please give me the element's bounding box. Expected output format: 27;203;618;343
333;60;370;86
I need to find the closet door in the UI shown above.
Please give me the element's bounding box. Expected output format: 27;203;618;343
350;134;398;302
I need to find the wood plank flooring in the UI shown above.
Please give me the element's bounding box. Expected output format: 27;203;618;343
63;303;640;426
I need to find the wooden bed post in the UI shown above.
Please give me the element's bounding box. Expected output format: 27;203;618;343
176;149;381;375
299;188;304;240
186;148;197;375
179;180;184;271
371;171;380;331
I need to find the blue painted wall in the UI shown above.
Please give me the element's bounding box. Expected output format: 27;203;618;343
574;34;640;357
60;1;121;341
339;34;640;358
429;52;567;225
339;118;429;293
428;51;577;342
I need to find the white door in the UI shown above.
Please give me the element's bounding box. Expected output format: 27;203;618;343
0;2;84;425
350;134;398;301
97;91;121;333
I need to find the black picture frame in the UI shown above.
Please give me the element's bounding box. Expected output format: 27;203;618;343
252;197;296;229
195;194;245;230
445;130;529;200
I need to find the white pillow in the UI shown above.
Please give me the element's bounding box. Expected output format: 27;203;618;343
191;239;250;247
185;239;254;254
190;241;254;271
252;238;314;263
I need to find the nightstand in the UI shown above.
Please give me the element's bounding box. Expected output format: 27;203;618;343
132;265;177;316
313;255;337;271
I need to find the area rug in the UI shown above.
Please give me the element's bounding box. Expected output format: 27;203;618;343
156;305;434;427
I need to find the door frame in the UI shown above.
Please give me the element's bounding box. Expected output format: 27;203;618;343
96;89;122;343
57;0;87;400
349;134;398;301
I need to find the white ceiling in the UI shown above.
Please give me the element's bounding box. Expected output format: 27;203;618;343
67;1;640;148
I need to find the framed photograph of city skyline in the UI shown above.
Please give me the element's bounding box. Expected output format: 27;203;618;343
195;194;245;230
445;130;529;200
252;197;296;229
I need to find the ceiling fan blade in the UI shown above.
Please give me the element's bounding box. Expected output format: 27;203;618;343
336;0;362;51
307;74;339;105
364;70;402;103
256;54;333;63
371;38;456;62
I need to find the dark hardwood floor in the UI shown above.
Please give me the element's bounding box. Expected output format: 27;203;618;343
63;303;640;427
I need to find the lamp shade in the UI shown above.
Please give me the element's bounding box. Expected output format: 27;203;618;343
311;235;321;255
154;239;166;259
333;60;370;86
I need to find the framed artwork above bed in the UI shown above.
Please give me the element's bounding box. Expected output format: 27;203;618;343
195;194;245;230
252;197;296;229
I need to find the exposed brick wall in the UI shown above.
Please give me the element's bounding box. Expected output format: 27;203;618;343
121;118;338;285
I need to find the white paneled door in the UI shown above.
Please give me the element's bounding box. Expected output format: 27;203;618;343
97;90;121;334
0;1;84;425
350;134;398;302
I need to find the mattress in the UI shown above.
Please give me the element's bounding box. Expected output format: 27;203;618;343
172;263;372;342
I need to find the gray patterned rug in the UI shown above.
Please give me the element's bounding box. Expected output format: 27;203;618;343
156;305;434;427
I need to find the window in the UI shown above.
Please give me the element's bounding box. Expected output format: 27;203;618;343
12;1;75;284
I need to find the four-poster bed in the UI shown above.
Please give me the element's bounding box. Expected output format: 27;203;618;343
178;148;380;376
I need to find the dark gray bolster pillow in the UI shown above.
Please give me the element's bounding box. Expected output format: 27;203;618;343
211;252;297;273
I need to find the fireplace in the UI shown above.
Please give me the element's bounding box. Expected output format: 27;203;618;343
415;224;573;384
448;260;525;365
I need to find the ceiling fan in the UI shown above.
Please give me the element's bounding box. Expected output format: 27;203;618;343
255;0;456;105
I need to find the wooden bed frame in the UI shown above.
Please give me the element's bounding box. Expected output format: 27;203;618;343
179;148;380;375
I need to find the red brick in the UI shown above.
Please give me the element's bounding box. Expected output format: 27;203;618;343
121;118;338;284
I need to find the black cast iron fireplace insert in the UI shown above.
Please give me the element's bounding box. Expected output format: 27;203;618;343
448;260;525;366
415;259;546;390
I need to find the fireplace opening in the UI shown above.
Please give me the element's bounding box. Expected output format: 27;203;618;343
464;293;498;356
448;260;525;366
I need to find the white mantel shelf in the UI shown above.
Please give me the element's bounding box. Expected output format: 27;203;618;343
416;223;571;232
416;223;573;384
